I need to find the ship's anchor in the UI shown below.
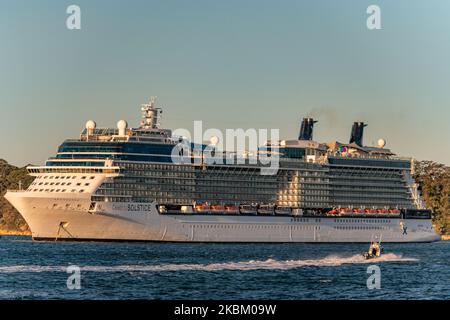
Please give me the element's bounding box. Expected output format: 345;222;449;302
55;222;74;241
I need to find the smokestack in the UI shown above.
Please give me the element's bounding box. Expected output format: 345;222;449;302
298;118;318;141
349;122;367;147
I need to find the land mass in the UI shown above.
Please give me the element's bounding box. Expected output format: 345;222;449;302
0;159;34;234
0;159;449;236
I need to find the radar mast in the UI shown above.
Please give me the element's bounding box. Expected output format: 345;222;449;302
140;96;162;129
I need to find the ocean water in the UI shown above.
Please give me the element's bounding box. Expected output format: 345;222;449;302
1;235;449;300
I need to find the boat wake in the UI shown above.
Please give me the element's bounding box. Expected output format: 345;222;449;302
0;253;417;273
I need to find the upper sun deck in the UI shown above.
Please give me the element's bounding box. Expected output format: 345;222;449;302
262;117;406;164
80;97;174;144
45;97;413;169
79;127;173;143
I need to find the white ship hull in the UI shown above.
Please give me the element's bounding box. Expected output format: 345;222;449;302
5;192;440;243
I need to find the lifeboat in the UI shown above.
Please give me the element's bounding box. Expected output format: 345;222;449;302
389;209;400;215
340;208;352;215
258;204;275;215
180;205;193;214
240;204;258;215
351;208;363;216
224;205;239;214
161;204;184;214
194;203;210;213
210;204;225;213
274;206;292;215
328;209;339;215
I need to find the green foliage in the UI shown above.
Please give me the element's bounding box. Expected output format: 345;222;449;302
0;159;34;231
413;160;450;234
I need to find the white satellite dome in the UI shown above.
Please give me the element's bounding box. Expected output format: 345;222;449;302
377;138;386;148
117;120;128;130
117;120;128;136
85;120;96;130
210;136;219;145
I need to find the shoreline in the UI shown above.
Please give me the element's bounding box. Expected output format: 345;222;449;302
0;229;31;236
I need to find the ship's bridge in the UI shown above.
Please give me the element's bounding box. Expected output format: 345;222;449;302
50;139;178;164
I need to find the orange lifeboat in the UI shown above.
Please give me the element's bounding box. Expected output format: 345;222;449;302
210;204;225;213
194;203;210;213
328;209;339;215
340;208;352;215
389;209;400;215
224;205;239;214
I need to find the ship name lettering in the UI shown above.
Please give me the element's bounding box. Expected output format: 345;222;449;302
127;204;152;212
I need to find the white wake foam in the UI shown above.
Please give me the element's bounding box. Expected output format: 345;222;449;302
0;253;417;273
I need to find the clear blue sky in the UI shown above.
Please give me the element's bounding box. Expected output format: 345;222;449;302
1;0;449;166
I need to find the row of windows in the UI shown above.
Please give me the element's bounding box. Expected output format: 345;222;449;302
334;226;387;230
92;196;131;202
335;219;391;224
28;189;86;193
332;186;408;193
58;141;174;155
28;168;118;174
332;192;409;198
333;200;411;205
187;224;320;230
30;182;90;187
330;171;403;178
35;175;96;180
278;190;329;195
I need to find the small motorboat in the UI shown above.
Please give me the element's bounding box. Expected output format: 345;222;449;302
363;235;384;260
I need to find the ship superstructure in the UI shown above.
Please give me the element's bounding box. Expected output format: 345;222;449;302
5;98;439;242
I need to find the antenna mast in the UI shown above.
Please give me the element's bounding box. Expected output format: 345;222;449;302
140;96;162;129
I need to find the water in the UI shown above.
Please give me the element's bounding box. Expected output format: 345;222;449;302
1;235;449;300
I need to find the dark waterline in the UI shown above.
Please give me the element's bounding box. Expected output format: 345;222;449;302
1;235;449;300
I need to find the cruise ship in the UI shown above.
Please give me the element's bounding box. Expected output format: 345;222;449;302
5;98;440;242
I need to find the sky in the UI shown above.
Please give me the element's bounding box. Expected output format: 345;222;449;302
0;0;449;166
